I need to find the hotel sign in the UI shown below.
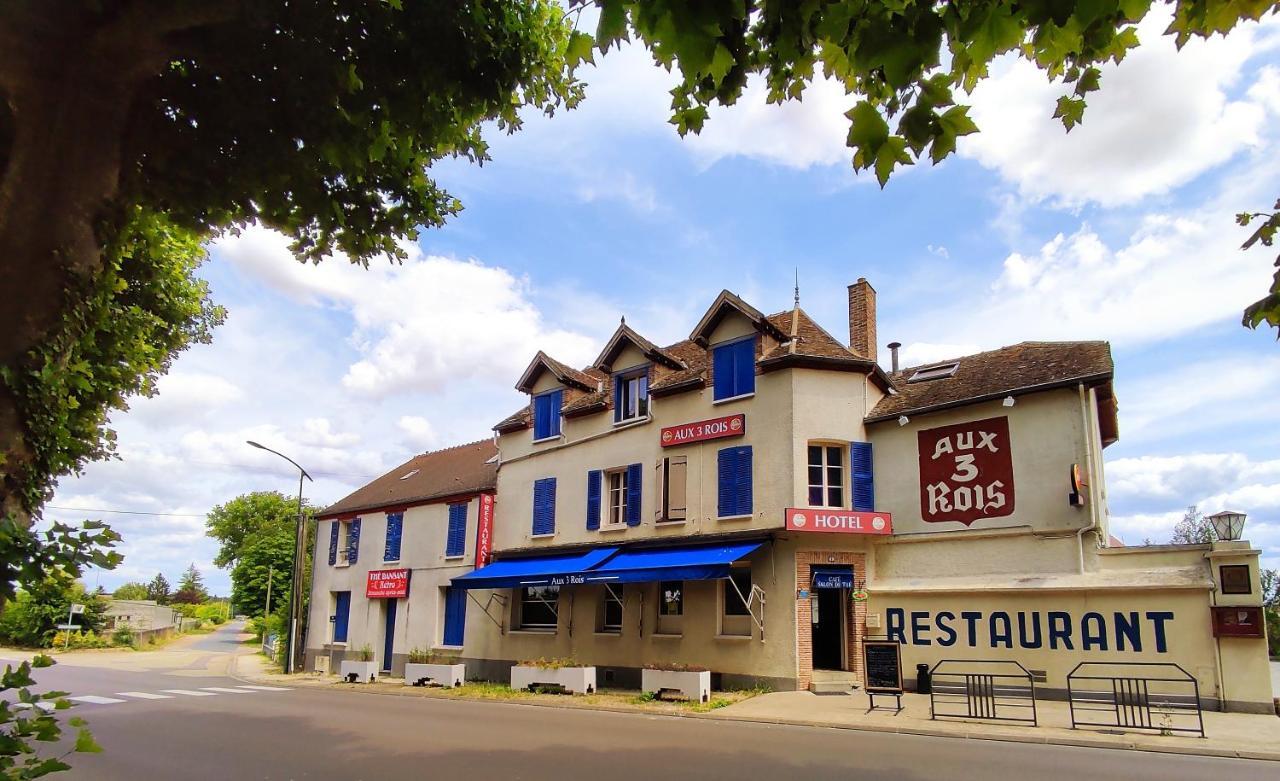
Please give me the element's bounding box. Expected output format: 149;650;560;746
918;416;1015;526
366;568;410;599
785;508;892;535
660;413;745;447
475;493;495;567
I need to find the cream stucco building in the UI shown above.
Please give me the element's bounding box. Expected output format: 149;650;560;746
307;280;1274;713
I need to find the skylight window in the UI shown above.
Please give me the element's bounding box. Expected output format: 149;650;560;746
399;469;420;480
908;362;959;383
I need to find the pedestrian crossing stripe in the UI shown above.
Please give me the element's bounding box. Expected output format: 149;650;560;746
160;689;218;697
69;695;128;705
236;685;291;691
116;691;172;700
199;687;254;694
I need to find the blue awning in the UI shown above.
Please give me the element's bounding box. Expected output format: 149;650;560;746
811;565;853;589
451;547;619;590
580;541;764;585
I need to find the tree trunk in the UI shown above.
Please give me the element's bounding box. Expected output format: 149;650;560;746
0;6;147;523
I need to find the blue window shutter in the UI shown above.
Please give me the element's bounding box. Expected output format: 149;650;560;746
550;391;562;436
735;446;753;515
626;463;643;526
612;378;623;422
734;339;755;396
712;343;733;399
384;513;403;562
328;521;339;565
347;518;362;564
533;393;550;439
851;441;874;511
533;478;556;535
586;470;602;530
446;503;467;557
717;447;737;516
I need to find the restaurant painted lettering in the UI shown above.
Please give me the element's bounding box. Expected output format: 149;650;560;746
886;608;1175;653
918;416;1016;525
660;413;745;447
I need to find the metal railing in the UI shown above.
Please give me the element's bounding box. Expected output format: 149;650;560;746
929;660;1038;726
1066;662;1205;738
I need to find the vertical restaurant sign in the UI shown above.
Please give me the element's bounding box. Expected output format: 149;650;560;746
366;568;410;598
475;493;495;568
660;413;745;447
918;416;1015;526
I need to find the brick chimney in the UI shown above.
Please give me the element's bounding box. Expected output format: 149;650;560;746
848;278;877;361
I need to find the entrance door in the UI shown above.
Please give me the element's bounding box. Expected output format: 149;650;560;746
382;599;398;672
811;588;845;670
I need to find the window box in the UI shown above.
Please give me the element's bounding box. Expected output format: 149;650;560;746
642;668;710;703
509;664;596;694
405;662;465;689
339;660;378;683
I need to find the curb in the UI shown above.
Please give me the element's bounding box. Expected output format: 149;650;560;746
227;667;1280;763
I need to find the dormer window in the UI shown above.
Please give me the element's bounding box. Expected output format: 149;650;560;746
712;337;756;401
908;362;959;383
614;368;650;423
533;389;563;441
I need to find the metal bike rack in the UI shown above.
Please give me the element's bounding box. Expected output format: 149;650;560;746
1066;662;1204;738
929;660;1038;726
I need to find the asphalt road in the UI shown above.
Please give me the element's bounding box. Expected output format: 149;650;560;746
13;624;1274;781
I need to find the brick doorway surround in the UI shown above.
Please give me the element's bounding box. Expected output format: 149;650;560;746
796;551;867;691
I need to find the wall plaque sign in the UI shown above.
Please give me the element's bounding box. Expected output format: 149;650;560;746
918;416;1015;526
366;568;410;599
660;413;745;447
785;508;892;535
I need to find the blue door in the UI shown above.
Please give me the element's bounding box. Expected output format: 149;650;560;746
332;591;351;643
382;599;398;672
442;587;466;647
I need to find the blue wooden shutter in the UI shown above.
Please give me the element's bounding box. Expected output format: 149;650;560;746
734;446;753;515
734;339;755;396
534;390;562;439
586;470;602;530
446;503;467;557
347;518;361;564
712;343;733;399
328;521;339;565
533;478;556;535
384;513;403;561
626;463;643;526
717;447;737;516
851;441;874;511
443;587;466;646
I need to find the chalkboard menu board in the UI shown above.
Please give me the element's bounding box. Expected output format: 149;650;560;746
862;640;903;693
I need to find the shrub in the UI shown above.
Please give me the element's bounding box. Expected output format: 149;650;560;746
407;648;455;665
516;657;582;670
353;645;375;662
643;662;708;672
50;630;111;650
111;627;135;646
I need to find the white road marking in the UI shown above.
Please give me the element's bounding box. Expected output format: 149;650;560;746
199;687;254;694
13;701;57;712
116;691;172;700
161;689;218;697
69;695;127;705
236;685;291;691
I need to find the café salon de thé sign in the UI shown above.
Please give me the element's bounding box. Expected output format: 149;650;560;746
660;413;745;447
918;416;1015;526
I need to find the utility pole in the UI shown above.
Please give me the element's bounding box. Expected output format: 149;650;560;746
264;566;273;617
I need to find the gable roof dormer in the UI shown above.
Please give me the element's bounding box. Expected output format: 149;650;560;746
592;322;686;372
515;350;596;394
689;289;788;347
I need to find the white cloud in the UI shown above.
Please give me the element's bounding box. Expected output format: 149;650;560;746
214;227;599;398
898;342;982;368
576;170;659;213
962;10;1278;206
398;416;441;451
926;244;950;259
1117;355;1280;441
126;372;243;426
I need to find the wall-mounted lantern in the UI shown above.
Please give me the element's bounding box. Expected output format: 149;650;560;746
1206;510;1247;542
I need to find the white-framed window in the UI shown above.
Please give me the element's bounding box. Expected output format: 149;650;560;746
605;468;629;528
614;368;650;423
655;456;687;523
516;585;560;631
720;569;752;637
597;585;623;633
807;443;845;508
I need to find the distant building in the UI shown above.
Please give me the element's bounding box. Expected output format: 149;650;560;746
105;600;178;632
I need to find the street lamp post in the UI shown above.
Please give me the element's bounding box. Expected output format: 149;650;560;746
247;440;312;674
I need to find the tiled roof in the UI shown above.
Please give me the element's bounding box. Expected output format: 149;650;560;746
866;341;1114;422
760;308;858;361
318;440;498;518
515;351;596;393
593;323;686;371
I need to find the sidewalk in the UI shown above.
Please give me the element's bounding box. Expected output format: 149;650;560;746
233;654;1280;761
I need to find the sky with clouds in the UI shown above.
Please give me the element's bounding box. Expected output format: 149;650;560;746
49;10;1280;596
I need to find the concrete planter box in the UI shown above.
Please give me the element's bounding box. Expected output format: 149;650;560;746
339;660;378;683
642;669;710;703
405;662;465;688
510;665;596;694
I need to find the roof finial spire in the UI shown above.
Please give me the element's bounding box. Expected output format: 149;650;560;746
620;314;626;326
794;268;800;309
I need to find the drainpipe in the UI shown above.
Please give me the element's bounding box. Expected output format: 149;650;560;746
1076;383;1099;574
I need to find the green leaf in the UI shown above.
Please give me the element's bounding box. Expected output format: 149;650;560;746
1053;95;1086;130
566;30;594;68
845;101;890;160
873;137;912;187
707;43;735;86
596;0;628;48
1074;66;1102;96
74;728;103;754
